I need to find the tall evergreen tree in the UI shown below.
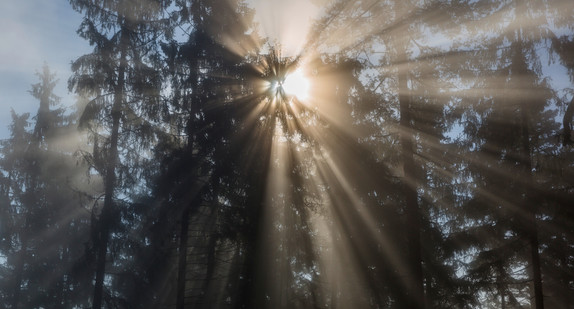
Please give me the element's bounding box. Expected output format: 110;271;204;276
0;65;93;308
135;1;261;307
68;1;171;307
0;110;34;309
2;65;64;309
448;1;562;307
3;1;574;308
307;1;474;306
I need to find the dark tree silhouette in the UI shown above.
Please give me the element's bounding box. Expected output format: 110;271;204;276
68;1;171;307
0;65;92;309
3;1;574;308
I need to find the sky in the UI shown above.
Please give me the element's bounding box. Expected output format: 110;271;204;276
0;0;322;141
0;1;570;140
0;0;91;140
251;0;321;56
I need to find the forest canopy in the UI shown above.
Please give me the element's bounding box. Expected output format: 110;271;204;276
1;0;573;308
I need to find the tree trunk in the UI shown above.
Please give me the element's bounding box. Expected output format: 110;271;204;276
529;226;544;309
236;118;274;309
520;106;544;309
497;263;506;309
200;229;217;309
60;244;70;307
563;96;574;146
176;207;190;309
92;18;127;309
13;136;43;309
398;46;425;309
11;216;29;309
510;1;544;302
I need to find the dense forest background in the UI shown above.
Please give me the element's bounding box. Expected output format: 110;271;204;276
1;0;573;308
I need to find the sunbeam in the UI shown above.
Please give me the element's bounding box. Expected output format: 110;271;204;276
4;0;573;308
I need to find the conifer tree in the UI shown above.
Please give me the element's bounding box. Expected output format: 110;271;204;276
0;65;92;308
68;1;171;307
449;1;560;307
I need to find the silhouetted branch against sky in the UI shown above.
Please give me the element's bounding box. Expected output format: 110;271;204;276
1;1;574;308
0;0;322;140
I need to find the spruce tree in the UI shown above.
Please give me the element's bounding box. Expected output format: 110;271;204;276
68;1;171;307
0;65;92;308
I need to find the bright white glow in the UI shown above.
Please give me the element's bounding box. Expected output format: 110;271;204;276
272;81;281;92
251;0;320;56
283;69;310;101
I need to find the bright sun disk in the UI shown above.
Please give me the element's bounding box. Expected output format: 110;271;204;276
282;69;310;101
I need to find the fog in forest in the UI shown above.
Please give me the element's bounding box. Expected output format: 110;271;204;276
1;0;573;308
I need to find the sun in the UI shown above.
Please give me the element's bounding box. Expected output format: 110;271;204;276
260;51;310;103
282;69;310;101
